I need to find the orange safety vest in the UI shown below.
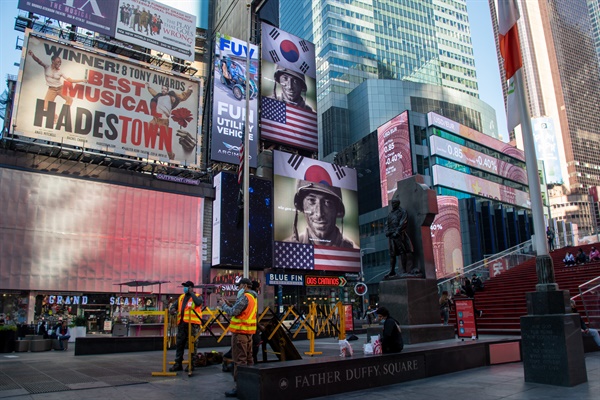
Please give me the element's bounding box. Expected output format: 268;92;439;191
229;293;257;334
177;294;203;325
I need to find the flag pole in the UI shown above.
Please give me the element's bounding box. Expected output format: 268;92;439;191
514;69;556;289
242;1;252;279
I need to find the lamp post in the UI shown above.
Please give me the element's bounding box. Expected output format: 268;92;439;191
359;248;375;316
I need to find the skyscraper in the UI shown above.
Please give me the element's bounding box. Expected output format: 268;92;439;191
279;0;482;158
490;0;600;233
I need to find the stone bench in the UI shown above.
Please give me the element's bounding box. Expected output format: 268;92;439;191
14;340;29;352
29;339;52;352
52;339;69;351
237;339;520;400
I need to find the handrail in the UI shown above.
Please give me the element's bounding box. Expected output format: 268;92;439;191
437;239;534;290
573;275;600;329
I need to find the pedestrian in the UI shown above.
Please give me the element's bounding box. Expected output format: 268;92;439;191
55;319;71;350
571;299;600;348
546;226;555;251
439;291;453;326
375;306;403;353
169;281;203;372
219;277;258;398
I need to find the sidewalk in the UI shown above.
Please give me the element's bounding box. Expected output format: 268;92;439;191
0;336;598;399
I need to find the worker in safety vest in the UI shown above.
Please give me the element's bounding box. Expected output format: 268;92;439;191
169;280;203;372
220;277;257;398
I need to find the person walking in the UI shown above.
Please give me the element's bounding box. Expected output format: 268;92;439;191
219;278;258;398
169;281;203;372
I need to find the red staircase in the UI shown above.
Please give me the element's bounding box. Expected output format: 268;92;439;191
454;244;600;335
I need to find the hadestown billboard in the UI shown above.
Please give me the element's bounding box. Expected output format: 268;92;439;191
12;34;201;166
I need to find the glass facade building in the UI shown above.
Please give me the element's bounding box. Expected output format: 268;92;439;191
491;0;600;234
336;110;531;291
280;0;481;158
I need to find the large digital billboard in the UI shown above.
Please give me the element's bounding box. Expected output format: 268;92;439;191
427;112;525;162
377;111;412;207
13;34;201;166
260;23;317;152
431;196;463;279
211;33;259;168
430;135;527;185
273;151;360;272
114;0;197;61
211;172;272;269
432;165;531;209
18;0;118;37
0;167;203;294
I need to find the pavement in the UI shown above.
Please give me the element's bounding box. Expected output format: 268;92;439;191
0;335;598;400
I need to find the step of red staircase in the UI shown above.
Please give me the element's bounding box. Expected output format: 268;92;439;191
448;243;600;335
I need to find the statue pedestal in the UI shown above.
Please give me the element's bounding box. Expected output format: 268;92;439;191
378;279;454;344
521;290;587;386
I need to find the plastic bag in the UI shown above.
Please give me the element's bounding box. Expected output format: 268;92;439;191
339;339;354;357
363;342;374;355
371;334;382;355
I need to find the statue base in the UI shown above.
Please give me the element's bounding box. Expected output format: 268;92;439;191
521;290;587;386
378;279;454;344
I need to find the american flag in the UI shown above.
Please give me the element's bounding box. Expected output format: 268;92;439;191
314;246;361;272
261;97;318;152
274;241;314;270
274;241;361;272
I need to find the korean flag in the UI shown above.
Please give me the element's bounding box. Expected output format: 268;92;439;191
261;22;316;79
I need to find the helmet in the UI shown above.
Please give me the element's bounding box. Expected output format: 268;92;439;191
294;180;345;218
274;66;307;91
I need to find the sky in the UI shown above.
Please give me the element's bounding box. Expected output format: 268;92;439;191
0;0;508;139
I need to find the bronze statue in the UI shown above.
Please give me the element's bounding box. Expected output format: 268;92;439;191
385;198;414;277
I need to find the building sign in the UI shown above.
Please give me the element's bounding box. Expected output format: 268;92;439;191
211;33;259;167
47;295;88;305
266;273;304;286
273;151;360;273
432;165;531;209
18;0;119;37
455;299;478;339
114;0;197;61
305;276;347;287
377;111;412;207
427;112;525;162
260;22;318;152
14;34;201;166
430;135;527;185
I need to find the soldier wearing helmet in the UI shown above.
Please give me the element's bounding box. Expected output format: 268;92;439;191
271;66;315;112
288;179;357;248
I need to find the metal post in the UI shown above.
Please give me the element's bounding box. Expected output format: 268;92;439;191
515;70;556;290
242;1;252;279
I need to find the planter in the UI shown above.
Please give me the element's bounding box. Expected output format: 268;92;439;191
0;330;16;353
69;326;87;343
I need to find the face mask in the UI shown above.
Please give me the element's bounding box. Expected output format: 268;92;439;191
237;287;245;298
183;287;189;294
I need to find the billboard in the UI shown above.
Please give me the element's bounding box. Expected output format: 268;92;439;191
13;34;200;166
211;33;259;168
18;0;119;37
211;172;272;269
260;22;317;152
532;117;563;185
431;196;463;279
273;150;360;273
432;165;531;209
377;111;412;207
0;167;203;294
427;112;525;162
429;135;528;185
114;0;197;61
